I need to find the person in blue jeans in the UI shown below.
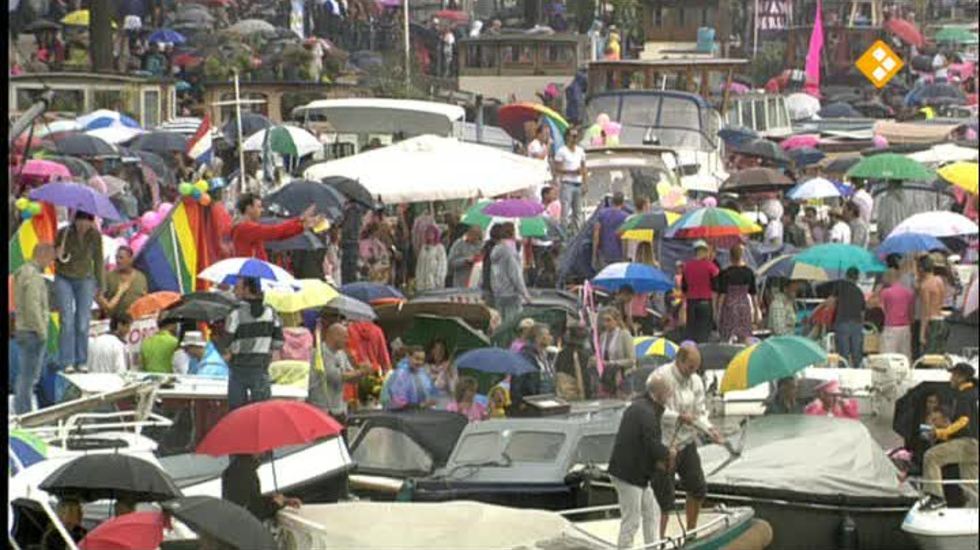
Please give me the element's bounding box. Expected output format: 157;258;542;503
830;267;866;369
13;243;55;414
53;212;104;373
222;277;284;411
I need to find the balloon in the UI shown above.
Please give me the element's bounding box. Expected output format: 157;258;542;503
21;211;33;220
15;198;29;211
157;202;174;217
872;135;889;149
596;113;611;127
27;203;42;215
194;179;209;192
702;197;718;208
130;234;148;255
602;121;622;136
141;211;162;232
209;177;227;190
179;182;194;196
191;189;203;200
200;193;212;206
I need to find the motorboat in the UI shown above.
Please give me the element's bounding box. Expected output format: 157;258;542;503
902;500;979;550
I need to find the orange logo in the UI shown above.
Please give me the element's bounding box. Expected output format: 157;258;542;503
856;41;904;88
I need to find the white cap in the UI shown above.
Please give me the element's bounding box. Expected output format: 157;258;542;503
181;331;207;348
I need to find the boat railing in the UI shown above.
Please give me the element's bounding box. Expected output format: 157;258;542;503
22;410;174;448
907;477;980;504
559;502;738;550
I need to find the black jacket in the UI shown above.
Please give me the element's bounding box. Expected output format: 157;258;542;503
608;394;670;487
221;456;282;521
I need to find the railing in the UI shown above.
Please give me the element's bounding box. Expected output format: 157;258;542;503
559;503;739;550
20;410;173;450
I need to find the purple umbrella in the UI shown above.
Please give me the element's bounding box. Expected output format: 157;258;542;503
482;199;545;218
29;182;123;220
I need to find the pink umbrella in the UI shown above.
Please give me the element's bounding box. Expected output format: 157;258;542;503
964;276;978;317
21;159;72;180
780;134;821;151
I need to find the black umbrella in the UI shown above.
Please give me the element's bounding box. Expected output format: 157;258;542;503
161;291;240;323
41;155;98;180
162;496;277;550
720;167;794;194
49;134;117;157
39;454;182;502
24;19;62;32
732;139;790;165
718;126;759;148
260;217;326;252
823;155;862;176
818;102;862;119
130;131;190;155
853;101;893;118
786;147;826;168
323;295;377;321
264;179;347;220
129;150;177;188
915;83;967;104
322;176;378;208
222;113;272;143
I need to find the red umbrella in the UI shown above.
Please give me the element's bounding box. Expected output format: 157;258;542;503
434;9;470;23
78;511;167;550
885;19;924;48
197;400;342;456
172;54;203;68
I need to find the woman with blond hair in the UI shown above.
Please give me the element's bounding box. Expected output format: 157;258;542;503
591;307;636;398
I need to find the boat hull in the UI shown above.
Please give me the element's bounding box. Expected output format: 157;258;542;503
907;533;980;550
903;504;980;550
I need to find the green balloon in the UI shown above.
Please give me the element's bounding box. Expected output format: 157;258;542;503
28;203;42;215
179;183;194;196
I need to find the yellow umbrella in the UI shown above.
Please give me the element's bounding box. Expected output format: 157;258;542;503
61;10;118;28
620;211;681;242
938;162;978;195
265;279;339;313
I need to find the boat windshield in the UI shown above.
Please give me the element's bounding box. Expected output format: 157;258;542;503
453;430;566;465
585;154;677;205
585;93;719;151
351;426;434;474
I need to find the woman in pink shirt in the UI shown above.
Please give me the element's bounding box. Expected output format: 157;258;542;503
804;380;860;420
877;270;915;362
446;377;487;421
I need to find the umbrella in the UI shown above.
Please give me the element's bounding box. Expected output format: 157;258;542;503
934;27;979;45
889;211;979;238
148;29;186;44
61;9;97;26
128;291;182;319
265;279;339;313
35;119;81;138
785;93;821;121
757;254;828;281
171;53;203;68
455;348;537;376
243;125;322;157
787;177;844;201
130;150;175;188
817;102;862;119
21;159;72;180
49;133;117;157
433;9;470;22
910;83;967;106
938;162;978;195
482;199;545;218
964;276;978;317
161;292;240;323
9;430;47;475
264;226;325;252
23;19;62;32
720;167;794;194
88;174;128;197
845;153;934;182
29;182;122;220
617;210;680;242
884;18;924;48
162;497;277;550
340;282;405;304
720;336;827;393
263;179;346;220
323;294;377;321
665;207;762;240
36;154;97;180
39;454;182;502
823;155;862;176
198;258;297;290
222;113;272;143
634;337;678;359
78;511;166;550
732;139;790;165
461;200;550;239
403;314;490;353
795;243;887;274
780;134;821;151
225;19;276;36
787;147;825;168
197;399;342;457
593;262;674;293
876;233;948;258
129;131;189;154
77;110;140;131
322;176;378;208
497;103;569;145
85;126;143;145
717;126;758;147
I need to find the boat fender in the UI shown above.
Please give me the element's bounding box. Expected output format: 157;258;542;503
720;519;773;550
839;514;859;550
396;478;416;502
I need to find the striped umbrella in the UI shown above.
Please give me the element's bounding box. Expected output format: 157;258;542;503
9;430;48;475
461;200;550;238
634;337;678;359
617;210;681;242
665;207;761;240
77;109;141;131
593;262;674;293
498;102;569;153
720;335;827;394
198;258;296;290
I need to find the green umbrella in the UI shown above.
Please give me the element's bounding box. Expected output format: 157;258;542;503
403;314;490;355
721;336;828;393
795;244;887;274
461;200;549;238
934;27;979;45
845;153;935;182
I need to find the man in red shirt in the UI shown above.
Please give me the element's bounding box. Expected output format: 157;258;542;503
231;193;323;261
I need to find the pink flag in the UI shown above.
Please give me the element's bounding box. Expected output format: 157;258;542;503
804;0;824;95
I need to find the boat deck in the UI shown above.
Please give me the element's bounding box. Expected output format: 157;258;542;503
573;507;755;549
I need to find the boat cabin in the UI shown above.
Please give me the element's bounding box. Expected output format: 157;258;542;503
725;93;794;138
201;80;366;128
457;33;589;103
9;72;177;128
582;145;683;209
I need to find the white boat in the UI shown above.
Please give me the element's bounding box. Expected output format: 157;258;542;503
902;501;979;550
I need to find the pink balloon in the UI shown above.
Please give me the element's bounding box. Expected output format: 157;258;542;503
603;121;622;136
141;211;163;232
702;197;718;208
130;234;148;255
157;202;174;217
596;113;611;127
872;135;889;149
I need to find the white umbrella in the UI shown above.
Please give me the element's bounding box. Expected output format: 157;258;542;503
907;143;979;165
786;93;821;121
889;211;979;239
303;135;550;204
242;125;322;158
787;177;843;201
35;119;81;137
198;257;297;290
85;126;144;145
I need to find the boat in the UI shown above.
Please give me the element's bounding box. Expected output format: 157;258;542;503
582;145;685;216
695;414;920;550
902;500;979;550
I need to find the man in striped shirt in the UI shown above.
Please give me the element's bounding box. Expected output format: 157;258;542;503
223;277;284;410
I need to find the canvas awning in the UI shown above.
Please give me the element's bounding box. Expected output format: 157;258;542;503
874;120;962;145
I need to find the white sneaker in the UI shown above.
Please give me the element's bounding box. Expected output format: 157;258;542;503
64;366;77;374
78;365;89;373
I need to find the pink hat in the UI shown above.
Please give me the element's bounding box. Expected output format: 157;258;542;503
816;379;842;395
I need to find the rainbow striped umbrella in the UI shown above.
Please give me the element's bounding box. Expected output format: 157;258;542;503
617;211;682;242
498;103;569;154
720;336;827;394
664;207;761;240
634;337;678;359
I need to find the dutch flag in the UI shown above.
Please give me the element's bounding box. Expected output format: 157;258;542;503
187;115;213;166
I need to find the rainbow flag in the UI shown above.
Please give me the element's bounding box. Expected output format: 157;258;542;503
8;202;56;275
134;199;223;293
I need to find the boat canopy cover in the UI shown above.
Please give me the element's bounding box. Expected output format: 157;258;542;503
277;501;605;550
700;415;918;499
349;410;469;468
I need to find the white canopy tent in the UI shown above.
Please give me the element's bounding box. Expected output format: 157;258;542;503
303;135;550;204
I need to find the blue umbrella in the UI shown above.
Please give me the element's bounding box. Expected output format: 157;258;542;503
593;262;674;293
148;28;186;44
29;182;123;220
718;126;758;147
456;348;537;376
876;232;948;258
786;147;826;168
198;258;296;290
77;109;141;131
339;282;405;304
